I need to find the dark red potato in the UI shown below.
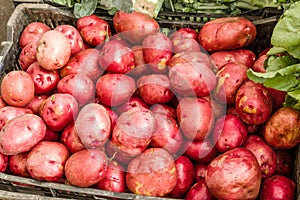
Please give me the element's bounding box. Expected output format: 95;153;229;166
0;114;46;155
126;148;177;197
244;135;277;179
212;114;248;153
55;24;84;55
77;15;111;47
0;106;33;131
263;107;300;149
75;103;111;149
150;104;176;120
205;148;262;200
114;96;149;116
26;95;48;115
142;32;173;73
61;123;85;154
39;93;79;132
260;175;296;200
252;54;267;73
96;160;126;193
235;80;273;125
169;62;216;97
57;74;95;106
274;149;294;177
105;141;135;166
185;179;216;200
168;51;212;69
19;22;51;49
172;37;201;54
9;153;30;177
137;74;174;105
267;88;287;112
1;71;35;107
127;45;151;77
42;129;59;142
194;164;208;182
169;27;198;40
96;73;136;107
184;138;219;164
170;156;195;198
202;96;227;119
0;152;8;172
36;30;71;71
64;149;108;187
177;97;214;141
18;41;38;71
26;62;60;94
26;141;69;182
99;40;135;74
111;107;156;156
59;48;102;82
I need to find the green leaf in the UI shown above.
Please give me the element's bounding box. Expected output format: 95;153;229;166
284;89;300;109
266;55;300;72
74;0;98;18
267;46;287;56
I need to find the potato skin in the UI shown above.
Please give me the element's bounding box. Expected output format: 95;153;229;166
0;106;33;130
18;41;38;71
0;114;46;155
206;147;261;200
9;153;30;177
126;148;177;197
199;17;257;52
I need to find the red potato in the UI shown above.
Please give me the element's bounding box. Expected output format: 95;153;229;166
0;153;8;172
103;105;118;130
252;54;267;73
26;94;48;115
198;17;257;52
42;129;59;142
18;41;38;71
168;51;213;69
126;148;177;197
113;11;160;45
184;138;219;164
96;73;136;107
176;97;214;140
0;114;46;155
9;153;30;177
75;103;111;149
185;179;216;200
36;30;71;71
194;164;208;182
267;88;287;112
19;22;51;49
54;24;84;55
59;48;102;82
26;141;69;182
57;74;95;106
260;175;296;200
96;160;126;193
0;106;33;131
214;63;248;105
39;93;79;132
64;149;108;187
111;107;156;156
142;32;173;73
149;113;183;154
202;96;227;119
114;96;149;116
26;62;60;94
61;123;85;154
105;141;135;165
127;45;151;77
110;33;131;47
0;97;6;109
137;74;174;105
1;70;35;107
205;147;262;200
274;149;294;177
150;103;176;120
235;80;273;125
169;27;198;40
98;40;135;74
244;135;277;179
210;49;256;71
170;156;195;198
172;37;201;54
263;107;300;149
169;62;216;97
77;15;111;47
212;114;248;153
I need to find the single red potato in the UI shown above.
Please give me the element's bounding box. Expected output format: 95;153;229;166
194;164;208;182
168;51;213;69
260;175;296;200
9;153;30;177
205;148;262;200
114;96;149;116
26;95;48;114
55;24;84;55
0;152;8;173
0;106;33;131
1;70;35;107
126;148;177;197
26;62;60;94
274;149;294;177
185;179;216;200
0;114;46;155
0;97;6;109
127;45;151;77
172;37;201;54
263;107;300;149
42;129;59;142
105;141;135;165
169;27;198;40
26;141;69;182
252;54;267;73
150;103;177;120
18;41;38;71
61;123;85;154
19;22;51;49
77;15;111;47
36;30;71;71
64;149;108;187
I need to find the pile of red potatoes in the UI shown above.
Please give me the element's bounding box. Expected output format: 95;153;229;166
0;10;299;199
